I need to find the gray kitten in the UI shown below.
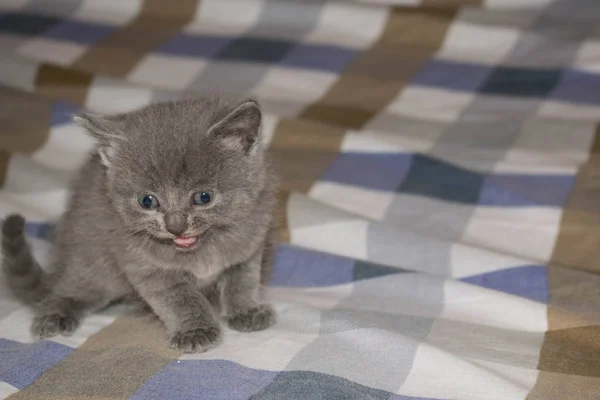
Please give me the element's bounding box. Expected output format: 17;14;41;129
1;96;278;353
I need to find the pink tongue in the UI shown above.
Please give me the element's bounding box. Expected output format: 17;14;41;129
173;236;198;247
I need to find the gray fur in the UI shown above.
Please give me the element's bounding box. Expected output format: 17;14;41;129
1;95;278;351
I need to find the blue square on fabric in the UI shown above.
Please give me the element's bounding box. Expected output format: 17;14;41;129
252;370;399;400
460;265;549;303
0;339;73;389
51;100;80;126
217;37;294;63
158;34;232;58
270;244;355;287
281;43;357;73
24;221;54;240
320;152;414;192
412;59;493;92
353;260;406;281
480;66;563;98
43;20;114;45
398;154;484;204
130;360;277;400
479;174;574;207
551;69;600;105
0;12;61;36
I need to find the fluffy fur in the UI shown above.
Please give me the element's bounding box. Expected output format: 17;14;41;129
1;96;278;352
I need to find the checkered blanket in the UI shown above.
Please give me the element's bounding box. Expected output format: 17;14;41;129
1;0;600;399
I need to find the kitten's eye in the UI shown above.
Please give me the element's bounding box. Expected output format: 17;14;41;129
192;191;213;205
137;194;159;210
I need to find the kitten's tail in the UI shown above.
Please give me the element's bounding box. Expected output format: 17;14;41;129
1;214;49;305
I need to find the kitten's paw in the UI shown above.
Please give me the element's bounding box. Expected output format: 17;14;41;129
2;214;25;236
31;314;80;339
169;326;222;353
227;304;276;333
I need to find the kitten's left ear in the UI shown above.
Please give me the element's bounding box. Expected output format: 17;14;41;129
73;112;123;167
207;99;262;154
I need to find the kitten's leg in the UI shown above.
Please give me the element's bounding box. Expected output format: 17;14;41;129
128;269;222;353
219;250;276;333
201;282;221;310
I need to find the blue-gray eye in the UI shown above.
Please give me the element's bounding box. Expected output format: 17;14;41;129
138;194;159;209
192;191;213;205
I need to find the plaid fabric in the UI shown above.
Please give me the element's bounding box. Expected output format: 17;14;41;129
1;0;600;399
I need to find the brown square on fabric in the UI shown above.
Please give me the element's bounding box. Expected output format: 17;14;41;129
275;189;291;244
550;131;600;274
300;74;405;129
9;316;180;400
299;7;456;129
268;118;346;193
348;45;439;82
546;265;600;327
551;210;600;274
526;371;600;400
0;86;52;153
72;0;199;77
377;7;457;48
536;326;600;378
35;64;93;106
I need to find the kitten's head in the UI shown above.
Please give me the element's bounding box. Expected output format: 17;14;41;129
74;96;268;252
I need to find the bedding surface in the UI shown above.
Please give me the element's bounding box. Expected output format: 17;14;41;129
1;0;600;399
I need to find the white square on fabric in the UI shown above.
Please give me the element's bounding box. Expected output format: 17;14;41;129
436;19;522;65
252;66;337;107
309;181;395;221
441;280;548;332
19;38;87;66
538;100;600;121
259;113;279;147
185;323;319;368
574;40;600;74
270;285;354;311
74;0;143;25
303;2;388;49
287;193;369;260
399;341;540;400
32;125;95;172
185;0;265;36
461;207;562;264
450;242;536;279
256;98;304;118
0;53;38;92
0;155;70;221
128;54;208;90
341;131;408;154
386;87;475;122
86;77;153;113
0;382;18;399
499;118;596;174
180;292;337;370
180;326;319;370
354;120;447;153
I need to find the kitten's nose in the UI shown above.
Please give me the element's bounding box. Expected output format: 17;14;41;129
165;212;188;236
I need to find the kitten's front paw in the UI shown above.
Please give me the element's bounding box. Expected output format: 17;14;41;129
227;304;276;333
31;314;80;339
169;326;222;353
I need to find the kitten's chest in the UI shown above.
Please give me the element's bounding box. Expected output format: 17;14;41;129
125;245;231;279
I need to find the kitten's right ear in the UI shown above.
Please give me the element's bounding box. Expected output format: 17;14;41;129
73;113;122;167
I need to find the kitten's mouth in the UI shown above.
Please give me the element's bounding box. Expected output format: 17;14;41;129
173;236;199;249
